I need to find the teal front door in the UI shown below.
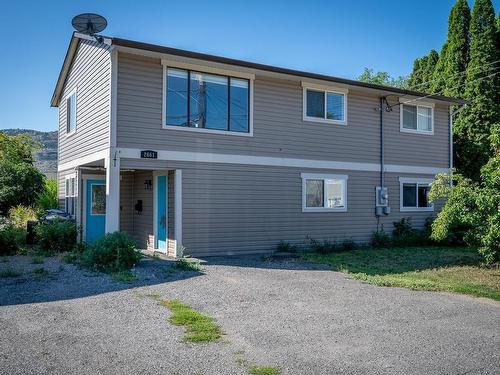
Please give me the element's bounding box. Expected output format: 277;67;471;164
156;175;168;251
86;179;106;242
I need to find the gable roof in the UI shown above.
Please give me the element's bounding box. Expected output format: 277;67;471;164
51;34;465;107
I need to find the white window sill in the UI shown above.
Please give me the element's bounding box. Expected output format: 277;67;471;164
302;207;347;213
66;130;77;138
400;127;434;135
162;124;253;137
303;116;346;126
400;206;434;212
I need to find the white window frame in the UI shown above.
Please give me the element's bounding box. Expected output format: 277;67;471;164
65;88;77;137
301;173;348;212
302;82;348;125
65;173;77;218
399;99;434;135
399;177;434;212
161;60;254;137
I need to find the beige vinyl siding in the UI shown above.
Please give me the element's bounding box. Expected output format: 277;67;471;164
58;39;111;165
116;52;450;169
120;158;439;257
120;172;134;234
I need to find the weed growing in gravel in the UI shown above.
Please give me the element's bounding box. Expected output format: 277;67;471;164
174;257;202;272
32;267;50;277
161;299;223;343
31;256;44;264
248;366;280;375
144;292;161;301
0;268;21;278
111;270;137;283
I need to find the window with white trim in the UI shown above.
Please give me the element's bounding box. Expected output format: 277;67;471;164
399;177;433;212
66;91;77;134
301;173;348;212
303;86;346;124
65;175;77;217
400;103;433;134
164;67;250;133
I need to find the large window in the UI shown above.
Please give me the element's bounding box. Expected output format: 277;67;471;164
399;177;434;212
303;85;347;124
301;173;348;212
65;175;77;217
66;91;77;134
400;103;433;134
165;67;250;133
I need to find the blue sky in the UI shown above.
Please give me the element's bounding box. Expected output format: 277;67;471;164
0;0;498;132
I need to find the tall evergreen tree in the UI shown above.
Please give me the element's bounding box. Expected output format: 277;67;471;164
408;55;427;88
408;50;438;92
443;0;471;97
454;0;499;180
431;43;449;93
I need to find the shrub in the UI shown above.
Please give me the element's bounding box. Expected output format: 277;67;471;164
36;179;58;211
36;219;77;253
8;205;37;229
340;238;357;251
80;232;141;273
370;227;391;248
309;237;338;254
0;224;24;255
276;241;298;253
174;257;202;272
391;217;429;246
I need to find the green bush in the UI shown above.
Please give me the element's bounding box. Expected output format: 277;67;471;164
392;217;429;246
8;205;37;229
36;179;58;211
0;224;24;255
80;232;141;273
370;227;391;248
340;238;357;251
276;241;298;253
309;237;338;254
36;219;77;253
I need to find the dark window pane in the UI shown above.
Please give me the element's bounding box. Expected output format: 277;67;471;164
402;183;417;207
402;104;417;130
306;90;325;118
91;184;106;215
229;78;249;132
418;185;430;207
326;92;344;121
166;68;188;126
190;72;228;130
306;179;324;207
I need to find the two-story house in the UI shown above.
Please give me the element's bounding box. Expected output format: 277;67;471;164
52;33;461;257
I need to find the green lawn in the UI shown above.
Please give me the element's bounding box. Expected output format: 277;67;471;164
302;247;500;301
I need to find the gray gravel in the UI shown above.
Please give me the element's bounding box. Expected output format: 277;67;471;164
0;254;499;375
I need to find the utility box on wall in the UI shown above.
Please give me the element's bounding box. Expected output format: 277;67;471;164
375;186;390;216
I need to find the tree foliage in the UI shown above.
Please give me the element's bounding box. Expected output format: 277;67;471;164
0;132;45;214
407;50;438;92
357;68;409;88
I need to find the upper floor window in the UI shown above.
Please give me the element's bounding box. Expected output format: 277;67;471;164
400;102;433;134
164;67;250;134
302;84;347;125
399;177;434;212
301;173;348;212
66;90;77;135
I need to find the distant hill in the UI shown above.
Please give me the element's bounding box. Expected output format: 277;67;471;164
1;129;58;178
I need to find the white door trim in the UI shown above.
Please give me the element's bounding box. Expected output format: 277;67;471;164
153;171;169;253
82;174;106;242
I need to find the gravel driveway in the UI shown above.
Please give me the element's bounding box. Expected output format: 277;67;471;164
0;254;499;375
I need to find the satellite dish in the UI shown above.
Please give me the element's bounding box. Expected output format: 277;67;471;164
71;13;107;36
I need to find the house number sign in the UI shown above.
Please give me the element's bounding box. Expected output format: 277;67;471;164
140;150;158;159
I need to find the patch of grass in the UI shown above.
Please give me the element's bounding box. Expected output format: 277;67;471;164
248;365;280;375
302;247;500;301
161;299;223;343
31;256;44;264
111;270;137;283
32;267;50;277
0;268;21;278
174;257;202;272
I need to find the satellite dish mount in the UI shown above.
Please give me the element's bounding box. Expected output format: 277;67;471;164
71;13;107;43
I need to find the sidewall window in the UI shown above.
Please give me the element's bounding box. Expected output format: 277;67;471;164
400;103;433;134
399;177;434;212
66;91;77;134
302;173;348;212
303;85;347;124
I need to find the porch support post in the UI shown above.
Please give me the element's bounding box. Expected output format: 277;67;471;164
174;169;183;257
105;148;120;233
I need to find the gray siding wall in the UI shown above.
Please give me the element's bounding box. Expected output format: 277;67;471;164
58;39;111;165
121;159;440;257
116;52;450;168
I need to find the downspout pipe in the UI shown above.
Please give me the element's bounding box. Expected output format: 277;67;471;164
380;97;385;189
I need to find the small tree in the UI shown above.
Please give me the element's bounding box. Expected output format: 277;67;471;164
0;133;45;214
357;68;409;88
36;179;58;211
